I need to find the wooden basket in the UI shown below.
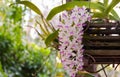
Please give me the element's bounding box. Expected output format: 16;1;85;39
83;21;120;64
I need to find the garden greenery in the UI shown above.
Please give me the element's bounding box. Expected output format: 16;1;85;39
0;0;62;77
15;0;120;77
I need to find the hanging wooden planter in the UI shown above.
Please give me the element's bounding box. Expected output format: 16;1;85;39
83;21;120;64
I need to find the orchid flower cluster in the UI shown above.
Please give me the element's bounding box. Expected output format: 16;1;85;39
58;6;91;77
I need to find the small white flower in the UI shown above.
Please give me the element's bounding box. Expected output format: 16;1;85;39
58;6;92;77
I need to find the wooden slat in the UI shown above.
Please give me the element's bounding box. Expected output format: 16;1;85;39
84;36;120;42
85;42;120;48
86;29;120;34
83;22;120;64
84;42;120;50
85;50;120;55
90;58;120;64
88;55;120;64
89;23;118;28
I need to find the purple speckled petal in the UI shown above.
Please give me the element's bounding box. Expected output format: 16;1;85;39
58;6;91;77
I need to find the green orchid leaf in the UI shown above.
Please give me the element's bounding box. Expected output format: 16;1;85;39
109;14;119;20
104;0;120;16
45;30;59;46
17;1;43;17
77;71;94;77
96;1;120;20
110;9;120;20
104;0;108;7
92;12;104;18
47;1;105;20
36;20;49;35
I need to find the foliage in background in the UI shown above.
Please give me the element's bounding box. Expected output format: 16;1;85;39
0;0;64;77
0;2;24;76
0;63;7;77
16;0;120;77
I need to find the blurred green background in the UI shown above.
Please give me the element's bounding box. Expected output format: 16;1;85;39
0;0;65;77
0;0;120;77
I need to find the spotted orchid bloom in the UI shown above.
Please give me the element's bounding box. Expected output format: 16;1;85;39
58;6;91;77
